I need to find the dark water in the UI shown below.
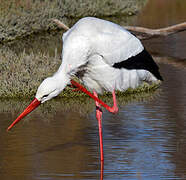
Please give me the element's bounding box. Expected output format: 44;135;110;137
1;0;186;179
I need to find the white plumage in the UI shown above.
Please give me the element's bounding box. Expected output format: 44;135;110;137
62;17;143;64
62;18;159;91
35;17;162;103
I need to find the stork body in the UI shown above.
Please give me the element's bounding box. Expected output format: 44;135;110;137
50;17;162;97
7;17;163;161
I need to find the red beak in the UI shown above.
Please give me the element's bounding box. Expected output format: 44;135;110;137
7;98;41;131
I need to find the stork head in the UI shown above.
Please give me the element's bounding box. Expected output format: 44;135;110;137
35;77;62;103
7;75;69;131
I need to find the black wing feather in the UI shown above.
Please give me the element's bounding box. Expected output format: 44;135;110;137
113;48;163;81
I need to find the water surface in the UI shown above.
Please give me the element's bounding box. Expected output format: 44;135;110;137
1;62;186;180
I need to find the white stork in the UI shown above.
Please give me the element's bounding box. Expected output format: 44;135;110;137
7;17;163;161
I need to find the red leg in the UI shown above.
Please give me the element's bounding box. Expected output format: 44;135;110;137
71;80;118;113
93;90;104;161
100;159;104;180
67;84;81;92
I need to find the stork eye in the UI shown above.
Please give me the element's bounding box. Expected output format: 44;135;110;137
43;94;48;98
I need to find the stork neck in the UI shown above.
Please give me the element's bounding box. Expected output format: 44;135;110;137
53;67;70;89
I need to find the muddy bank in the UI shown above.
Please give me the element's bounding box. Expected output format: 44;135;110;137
0;0;147;43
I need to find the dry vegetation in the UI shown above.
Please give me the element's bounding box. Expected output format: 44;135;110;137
0;0;147;43
0;46;160;99
0;47;60;98
0;0;161;100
